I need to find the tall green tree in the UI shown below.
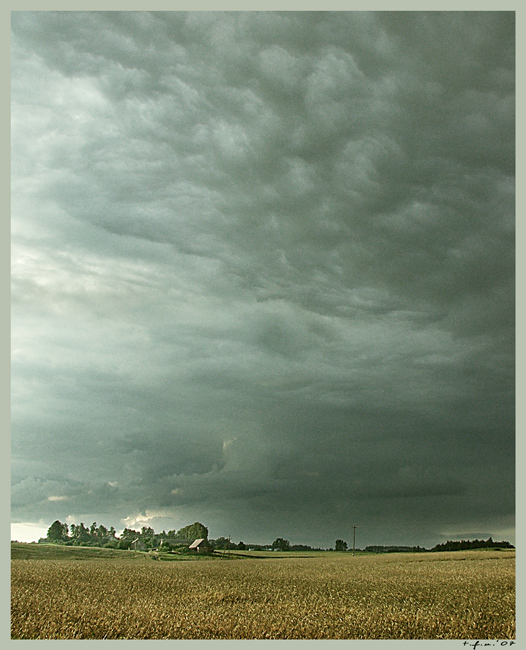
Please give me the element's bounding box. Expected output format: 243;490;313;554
70;522;91;544
47;520;68;542
210;537;231;550
175;522;208;540
97;524;109;539
271;538;290;551
335;539;348;552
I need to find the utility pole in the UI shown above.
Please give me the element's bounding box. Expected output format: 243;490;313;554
352;525;357;556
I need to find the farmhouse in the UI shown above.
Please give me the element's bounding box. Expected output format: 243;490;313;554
188;538;211;553
130;538;147;551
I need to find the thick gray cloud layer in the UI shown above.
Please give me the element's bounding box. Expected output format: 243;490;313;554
11;11;514;547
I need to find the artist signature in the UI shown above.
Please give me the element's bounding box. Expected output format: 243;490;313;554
462;642;515;648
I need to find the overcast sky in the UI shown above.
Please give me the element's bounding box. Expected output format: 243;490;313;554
11;11;514;548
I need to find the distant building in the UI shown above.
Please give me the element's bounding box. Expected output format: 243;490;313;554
130;538;147;551
189;538;211;553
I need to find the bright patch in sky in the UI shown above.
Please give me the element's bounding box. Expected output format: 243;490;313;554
11;522;49;543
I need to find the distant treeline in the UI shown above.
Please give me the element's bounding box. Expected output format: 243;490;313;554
428;538;514;552
213;538;324;552
36;520;514;553
365;538;514;554
364;545;428;554
40;520;209;550
39;522;324;552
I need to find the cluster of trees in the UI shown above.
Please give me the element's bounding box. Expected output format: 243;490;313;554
47;520;122;545
429;538;514;552
272;537;291;551
209;538;291;551
43;520;209;550
364;545;428;553
42;521;514;554
209;537;242;550
364;539;514;554
211;538;324;552
43;522;332;553
43;522;353;554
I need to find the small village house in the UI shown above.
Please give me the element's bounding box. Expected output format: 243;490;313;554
188;538;211;553
130;538;147;551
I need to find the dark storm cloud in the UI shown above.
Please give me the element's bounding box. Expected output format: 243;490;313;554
11;11;514;547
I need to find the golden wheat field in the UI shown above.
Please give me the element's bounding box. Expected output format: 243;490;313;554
11;548;515;640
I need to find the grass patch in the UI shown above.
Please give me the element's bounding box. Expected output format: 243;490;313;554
10;542;151;562
12;542;230;562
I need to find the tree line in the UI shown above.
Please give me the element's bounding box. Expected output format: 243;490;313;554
43;520;209;550
429;537;514;552
40;521;514;553
41;522;323;552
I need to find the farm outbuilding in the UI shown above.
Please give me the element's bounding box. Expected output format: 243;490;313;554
188;538;211;553
130;538;147;551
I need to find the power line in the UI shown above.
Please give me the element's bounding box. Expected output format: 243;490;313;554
352;525;358;556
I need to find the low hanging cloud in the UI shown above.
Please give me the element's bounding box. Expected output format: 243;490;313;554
11;11;514;547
